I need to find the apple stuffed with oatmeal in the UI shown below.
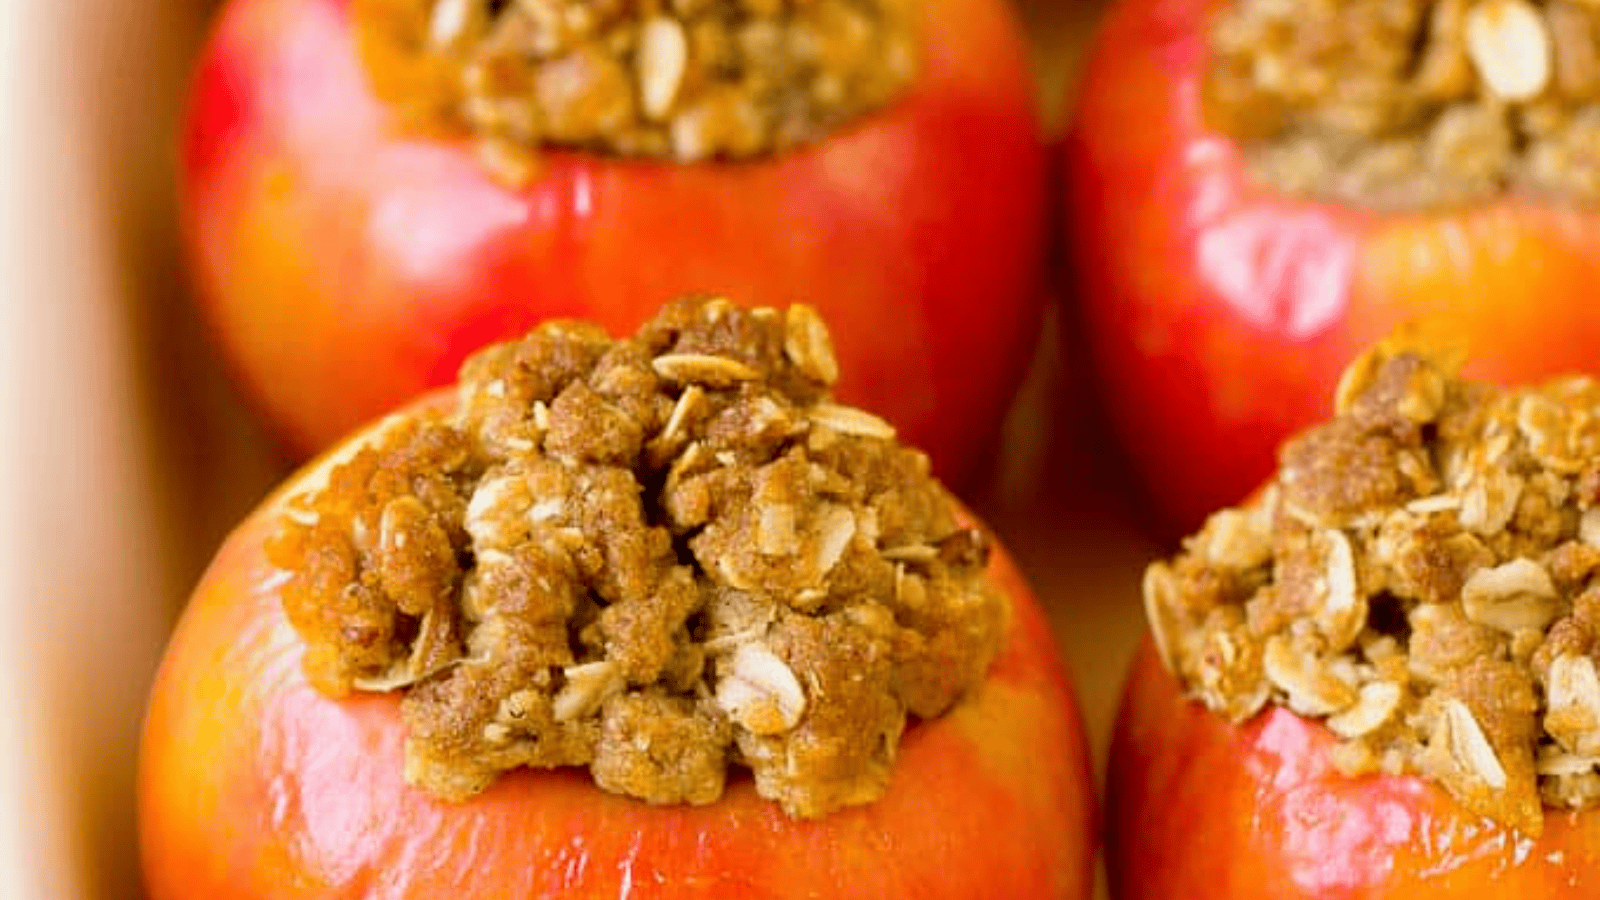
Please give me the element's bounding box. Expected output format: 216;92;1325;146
1113;329;1600;897
139;296;1096;900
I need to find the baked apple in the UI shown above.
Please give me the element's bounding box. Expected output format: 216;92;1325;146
139;297;1094;899
181;0;1047;483
1066;0;1600;533
1110;335;1600;896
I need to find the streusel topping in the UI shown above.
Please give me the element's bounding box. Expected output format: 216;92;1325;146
357;0;918;184
266;296;1004;818
1149;328;1600;836
1206;0;1600;209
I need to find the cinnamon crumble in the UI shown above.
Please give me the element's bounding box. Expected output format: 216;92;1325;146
265;297;1004;818
355;0;919;183
1205;0;1600;209
1147;329;1600;836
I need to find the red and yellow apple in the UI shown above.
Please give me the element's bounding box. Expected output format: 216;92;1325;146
181;0;1048;482
138;398;1097;900
1064;0;1600;533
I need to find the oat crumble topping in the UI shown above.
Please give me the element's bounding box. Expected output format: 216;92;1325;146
1205;0;1600;210
265;297;1004;818
1146;329;1600;836
355;0;919;183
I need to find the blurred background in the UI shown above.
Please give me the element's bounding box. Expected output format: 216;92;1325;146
0;0;1138;897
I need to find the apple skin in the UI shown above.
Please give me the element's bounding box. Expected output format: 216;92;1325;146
1109;637;1600;899
137;398;1097;900
1064;0;1600;535
180;0;1048;483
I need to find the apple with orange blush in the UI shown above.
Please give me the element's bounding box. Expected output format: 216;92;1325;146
138;297;1096;899
181;0;1048;483
1065;0;1600;533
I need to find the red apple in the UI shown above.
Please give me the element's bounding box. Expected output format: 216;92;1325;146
1065;0;1600;534
138;392;1097;900
181;0;1048;482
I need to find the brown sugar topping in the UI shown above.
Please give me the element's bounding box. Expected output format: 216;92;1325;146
355;0;919;184
265;297;1004;818
1204;0;1600;210
1147;330;1600;837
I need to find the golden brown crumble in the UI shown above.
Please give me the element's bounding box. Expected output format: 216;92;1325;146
265;297;1004;818
355;0;919;183
1146;329;1600;836
1205;0;1600;209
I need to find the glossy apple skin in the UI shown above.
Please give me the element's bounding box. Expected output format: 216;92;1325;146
1065;0;1600;534
181;0;1047;482
138;403;1096;900
1110;638;1600;899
